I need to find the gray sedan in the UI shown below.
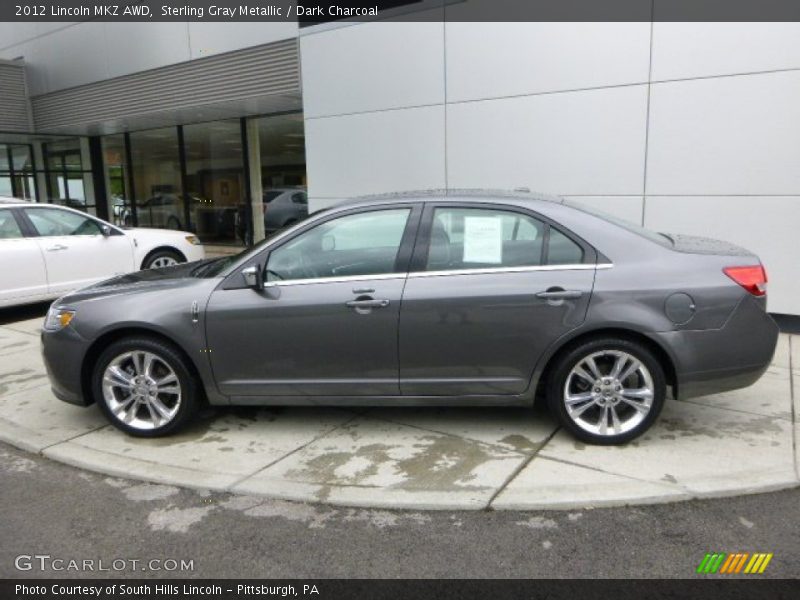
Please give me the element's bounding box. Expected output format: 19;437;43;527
41;190;778;444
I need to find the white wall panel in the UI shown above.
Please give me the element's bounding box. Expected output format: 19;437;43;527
644;196;800;314
189;22;298;59
300;22;444;118
104;23;190;78
35;23;108;92
446;85;648;196
565;196;644;225
0;23;38;51
305;105;446;198
446;22;650;102
652;23;800;81
646;71;800;195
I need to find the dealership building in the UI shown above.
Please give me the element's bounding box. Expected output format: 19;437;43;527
0;18;798;315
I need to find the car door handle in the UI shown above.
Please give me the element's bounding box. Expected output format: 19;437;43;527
46;244;68;252
535;289;583;300
345;299;390;309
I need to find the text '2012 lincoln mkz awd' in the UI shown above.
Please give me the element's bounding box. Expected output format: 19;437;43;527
41;190;778;444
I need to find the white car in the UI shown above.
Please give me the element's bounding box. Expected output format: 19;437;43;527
0;197;205;308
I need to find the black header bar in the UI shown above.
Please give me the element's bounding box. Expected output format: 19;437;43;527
2;1;800;23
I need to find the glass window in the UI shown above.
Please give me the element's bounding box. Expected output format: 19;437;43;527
266;208;411;282
0;209;23;239
183;120;244;243
547;228;584;265
24;207;102;237
426;207;546;271
102;134;131;227
129;128;184;231
292;192;307;205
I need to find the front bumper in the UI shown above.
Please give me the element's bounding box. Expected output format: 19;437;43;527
652;295;779;401
41;325;92;406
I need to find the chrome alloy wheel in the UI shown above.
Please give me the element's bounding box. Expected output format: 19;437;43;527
563;350;655;437
101;351;182;431
150;256;178;268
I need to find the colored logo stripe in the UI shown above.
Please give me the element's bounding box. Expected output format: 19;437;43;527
697;552;773;574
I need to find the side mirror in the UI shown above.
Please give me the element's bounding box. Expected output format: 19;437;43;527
241;264;264;291
100;225;112;237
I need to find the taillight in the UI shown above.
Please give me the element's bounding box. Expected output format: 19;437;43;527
723;265;767;296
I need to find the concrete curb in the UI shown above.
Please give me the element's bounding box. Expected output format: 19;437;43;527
0;318;798;511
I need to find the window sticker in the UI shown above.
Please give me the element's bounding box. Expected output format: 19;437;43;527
463;216;503;264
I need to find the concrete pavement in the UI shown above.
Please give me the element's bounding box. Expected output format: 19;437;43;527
2;442;800;578
0;313;797;510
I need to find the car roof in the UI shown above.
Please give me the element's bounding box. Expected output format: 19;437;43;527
334;188;564;210
0;196;33;206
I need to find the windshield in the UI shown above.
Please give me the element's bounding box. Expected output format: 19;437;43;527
563;201;673;247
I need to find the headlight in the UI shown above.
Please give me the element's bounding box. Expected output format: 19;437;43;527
185;235;200;245
44;307;76;331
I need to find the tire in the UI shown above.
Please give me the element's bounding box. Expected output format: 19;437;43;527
166;216;181;230
92;336;200;437
142;248;184;270
546;337;666;445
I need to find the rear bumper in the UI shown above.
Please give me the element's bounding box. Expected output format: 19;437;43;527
652;295;779;401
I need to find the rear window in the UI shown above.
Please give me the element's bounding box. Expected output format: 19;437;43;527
263;191;283;203
564;201;673;248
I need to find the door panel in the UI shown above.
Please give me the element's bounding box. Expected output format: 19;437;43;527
206;277;406;397
399;268;595;396
0;209;48;306
23;207;134;295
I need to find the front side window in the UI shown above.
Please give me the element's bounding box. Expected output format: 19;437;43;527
0;209;23;239
266;208;411;282
426;207;547;271
24;207;102;237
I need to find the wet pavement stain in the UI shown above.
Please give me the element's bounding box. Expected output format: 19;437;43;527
658;414;785;440
499;434;540;454
393;435;507;491
0;369;47;395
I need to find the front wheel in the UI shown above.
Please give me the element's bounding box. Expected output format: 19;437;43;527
547;338;666;445
142;248;184;270
92;337;199;437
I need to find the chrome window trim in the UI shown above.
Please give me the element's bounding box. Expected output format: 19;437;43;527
264;263;613;287
408;263;613;279
265;272;406;288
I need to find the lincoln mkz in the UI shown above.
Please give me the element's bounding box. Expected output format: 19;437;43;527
41;191;778;444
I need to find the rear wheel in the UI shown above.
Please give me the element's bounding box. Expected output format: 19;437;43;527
92;337;199;437
547;338;666;445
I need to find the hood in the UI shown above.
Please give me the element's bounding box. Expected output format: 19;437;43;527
58;260;216;304
668;234;755;257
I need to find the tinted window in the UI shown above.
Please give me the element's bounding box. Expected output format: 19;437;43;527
266;208;411;282
24;207;102;236
547;228;584;265
263;191;283;203
0;209;23;239
292;193;307;205
425;207;545;271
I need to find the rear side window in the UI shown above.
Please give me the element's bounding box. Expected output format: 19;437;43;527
292;193;307;205
425;207;586;271
425;207;546;271
0;209;23;239
547;228;584;265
